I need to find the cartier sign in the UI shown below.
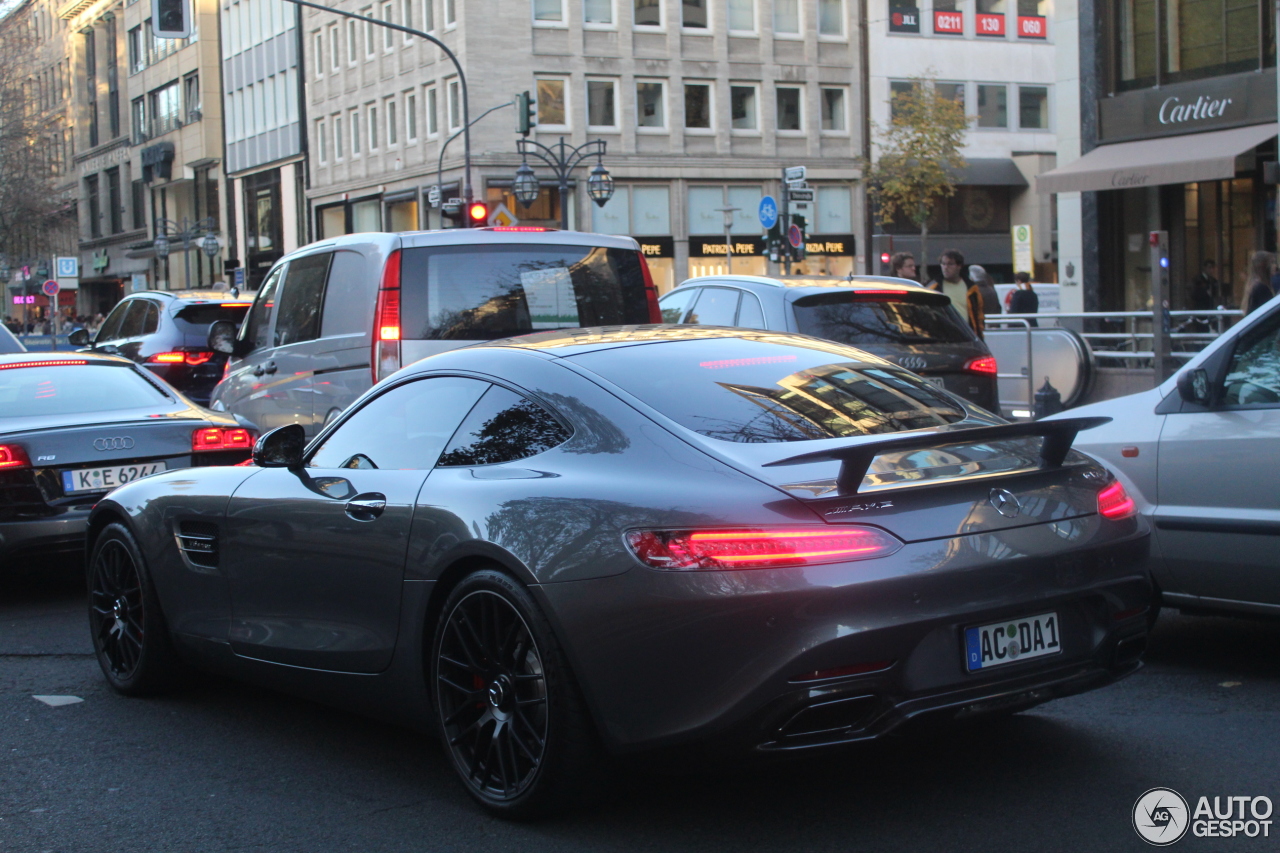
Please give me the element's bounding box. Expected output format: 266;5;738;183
1158;95;1233;125
1099;70;1276;143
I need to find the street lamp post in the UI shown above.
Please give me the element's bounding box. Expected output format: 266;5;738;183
154;217;220;289
716;206;740;273
513;137;614;230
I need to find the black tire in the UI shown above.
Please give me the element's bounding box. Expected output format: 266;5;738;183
430;568;605;819
87;522;183;696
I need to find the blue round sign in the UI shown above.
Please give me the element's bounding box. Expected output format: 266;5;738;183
758;196;779;229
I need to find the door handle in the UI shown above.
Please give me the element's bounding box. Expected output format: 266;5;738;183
345;493;387;521
264;361;278;375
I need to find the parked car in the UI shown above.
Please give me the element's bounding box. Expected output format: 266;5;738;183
88;326;1149;817
658;275;1000;412
0;323;25;353
1052;293;1280;622
207;229;661;438
67;291;253;405
0;352;254;568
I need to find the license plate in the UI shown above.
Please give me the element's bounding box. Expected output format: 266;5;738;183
61;462;167;495
923;376;946;389
964;611;1061;672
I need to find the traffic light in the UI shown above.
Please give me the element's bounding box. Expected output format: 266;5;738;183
466;201;489;227
515;91;536;136
151;0;191;38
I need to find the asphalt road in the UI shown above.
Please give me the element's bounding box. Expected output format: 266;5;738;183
2;560;1277;853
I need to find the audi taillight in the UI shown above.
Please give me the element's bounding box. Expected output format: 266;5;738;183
638;252;662;323
149;351;213;365
372;249;402;383
0;444;31;469
965;356;998;375
625;526;902;571
191;427;255;452
1097;481;1137;520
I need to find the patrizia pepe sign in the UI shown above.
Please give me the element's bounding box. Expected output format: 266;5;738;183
1099;70;1277;142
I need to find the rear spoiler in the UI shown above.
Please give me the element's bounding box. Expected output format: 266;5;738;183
761;417;1110;496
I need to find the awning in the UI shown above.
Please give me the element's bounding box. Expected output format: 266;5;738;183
948;158;1028;187
1037;123;1277;194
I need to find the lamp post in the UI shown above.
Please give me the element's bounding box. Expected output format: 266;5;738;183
716;206;740;273
513;137;614;230
154;217;220;289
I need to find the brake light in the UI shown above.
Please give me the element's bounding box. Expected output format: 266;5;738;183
1097;481;1137;520
191;427;255;452
488;226;550;232
625;526;902;571
638;251;662;323
372;250;403;383
149;351;214;365
0;444;31;469
0;359;88;370
965;356;998;375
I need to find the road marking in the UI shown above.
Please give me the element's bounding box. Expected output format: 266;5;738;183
32;695;83;706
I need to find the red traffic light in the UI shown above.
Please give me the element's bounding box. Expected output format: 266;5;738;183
467;202;489;225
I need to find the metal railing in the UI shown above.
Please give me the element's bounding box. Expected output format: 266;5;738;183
990;308;1243;367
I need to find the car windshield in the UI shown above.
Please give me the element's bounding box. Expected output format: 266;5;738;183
792;292;976;345
399;244;648;340
570;336;968;443
0;362;169;417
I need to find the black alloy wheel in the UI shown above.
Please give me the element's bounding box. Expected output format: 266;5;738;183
88;523;181;695
432;569;604;818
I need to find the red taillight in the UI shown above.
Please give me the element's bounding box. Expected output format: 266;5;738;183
1098;481;1137;520
149;351;213;365
625;526;902;571
0;443;31;469
192;427;255;452
965;355;998;375
488;226;550;232
637;251;662;323
372;250;403;383
0;359;89;370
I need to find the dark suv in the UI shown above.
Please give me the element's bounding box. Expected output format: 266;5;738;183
70;291;253;405
659;275;1000;412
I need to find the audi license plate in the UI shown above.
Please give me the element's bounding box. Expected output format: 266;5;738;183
61;462;167;495
923;376;946;389
964;611;1061;672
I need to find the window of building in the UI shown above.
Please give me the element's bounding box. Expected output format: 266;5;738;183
313;31;324;77
423;0;434;30
584;0;613;26
536;78;567;127
1115;0;1275;90
447;78;462;129
445;0;455;27
730;84;758;130
937;81;966;110
776;86;802;131
317;118;328;162
402;0;413;38
728;0;754;32
106;167;122;234
684;82;712;130
382;2;394;48
86;174;101;238
820;87;846;131
406;92;418;141
149;80;180;137
128;25;144;73
351;108;361;154
426;85;439;135
184;73;200;121
334;114;344;158
636;80;665;129
774;0;800;35
131;178;146;230
816;185;852;233
818;0;844;36
587;79;617;129
533;0;564;24
1018;85;1048;129
635;0;661;27
361;7;374;55
977;83;1008;127
346;19;357;63
683;0;707;29
386;98;397;144
328;25;339;71
889;80;916;120
131;96;146;142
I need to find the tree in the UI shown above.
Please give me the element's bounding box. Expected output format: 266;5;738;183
862;77;969;283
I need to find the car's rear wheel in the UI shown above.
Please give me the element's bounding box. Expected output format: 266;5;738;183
431;569;603;818
88;522;182;695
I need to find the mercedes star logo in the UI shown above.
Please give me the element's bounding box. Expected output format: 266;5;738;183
93;437;135;452
989;488;1022;518
898;355;928;371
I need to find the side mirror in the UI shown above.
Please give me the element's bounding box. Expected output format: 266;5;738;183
207;320;238;355
252;424;306;468
67;328;90;347
1177;367;1211;407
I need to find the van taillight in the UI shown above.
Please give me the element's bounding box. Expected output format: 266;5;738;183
372;249;402;384
638;252;662;324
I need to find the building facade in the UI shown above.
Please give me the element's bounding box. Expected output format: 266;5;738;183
302;0;866;293
1043;0;1277;314
867;0;1058;284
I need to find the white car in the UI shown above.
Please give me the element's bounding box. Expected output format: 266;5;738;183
1050;293;1280;622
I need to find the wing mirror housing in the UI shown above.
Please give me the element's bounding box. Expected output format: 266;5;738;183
207;320;251;357
67;328;90;347
1177;367;1211;407
252;424;306;469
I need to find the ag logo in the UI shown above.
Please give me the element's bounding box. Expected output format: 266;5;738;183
1134;787;1190;845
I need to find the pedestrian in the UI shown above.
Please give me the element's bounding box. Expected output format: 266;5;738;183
1244;250;1277;315
1189;260;1219;310
1009;271;1039;327
969;265;1002;315
889;252;918;282
926;249;985;337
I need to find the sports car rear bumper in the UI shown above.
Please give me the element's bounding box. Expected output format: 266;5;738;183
0;506;93;566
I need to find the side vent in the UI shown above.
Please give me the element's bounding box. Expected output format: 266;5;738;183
176;521;219;570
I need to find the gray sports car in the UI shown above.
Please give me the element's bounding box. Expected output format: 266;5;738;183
0;352;253;567
85;327;1151;817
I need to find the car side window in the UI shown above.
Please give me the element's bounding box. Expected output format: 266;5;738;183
319;251;372;338
736;292;766;329
116;300;153;339
242;264;286;352
685;287;740;326
139;300;161;335
95;300;130;343
308;376;489;470
274;252;332;347
437;385;571;467
659;287;698;324
1222;314;1280;407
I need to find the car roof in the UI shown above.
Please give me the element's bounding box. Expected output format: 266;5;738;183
675;275;930;295
466;323;849;358
0;351;136;367
121;290;253;305
282;228;641;260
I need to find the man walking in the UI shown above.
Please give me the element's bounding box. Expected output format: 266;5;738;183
927;249;984;337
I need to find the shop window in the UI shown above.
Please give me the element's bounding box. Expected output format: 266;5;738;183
352;198;381;232
631;186;670;235
591;186;631;235
387;198;418;231
817;186;852;233
977;84;1007;127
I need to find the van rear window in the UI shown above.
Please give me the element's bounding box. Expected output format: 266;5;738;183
399;244;648;340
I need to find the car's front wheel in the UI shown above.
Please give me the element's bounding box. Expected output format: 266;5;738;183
431;568;604;818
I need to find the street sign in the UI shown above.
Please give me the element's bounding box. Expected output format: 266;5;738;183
41;279;59;297
784;166;806;182
1012;224;1034;274
490;202;518;227
788;224;803;249
56;257;78;278
427;185;441;207
232;268;245;288
787;188;815;202
758;196;779;229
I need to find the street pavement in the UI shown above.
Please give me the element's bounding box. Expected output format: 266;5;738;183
2;559;1277;853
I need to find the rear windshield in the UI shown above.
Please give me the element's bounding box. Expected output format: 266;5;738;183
571;337;967;443
0;363;169;417
399;244;648;340
174;303;252;328
792;292;976;345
